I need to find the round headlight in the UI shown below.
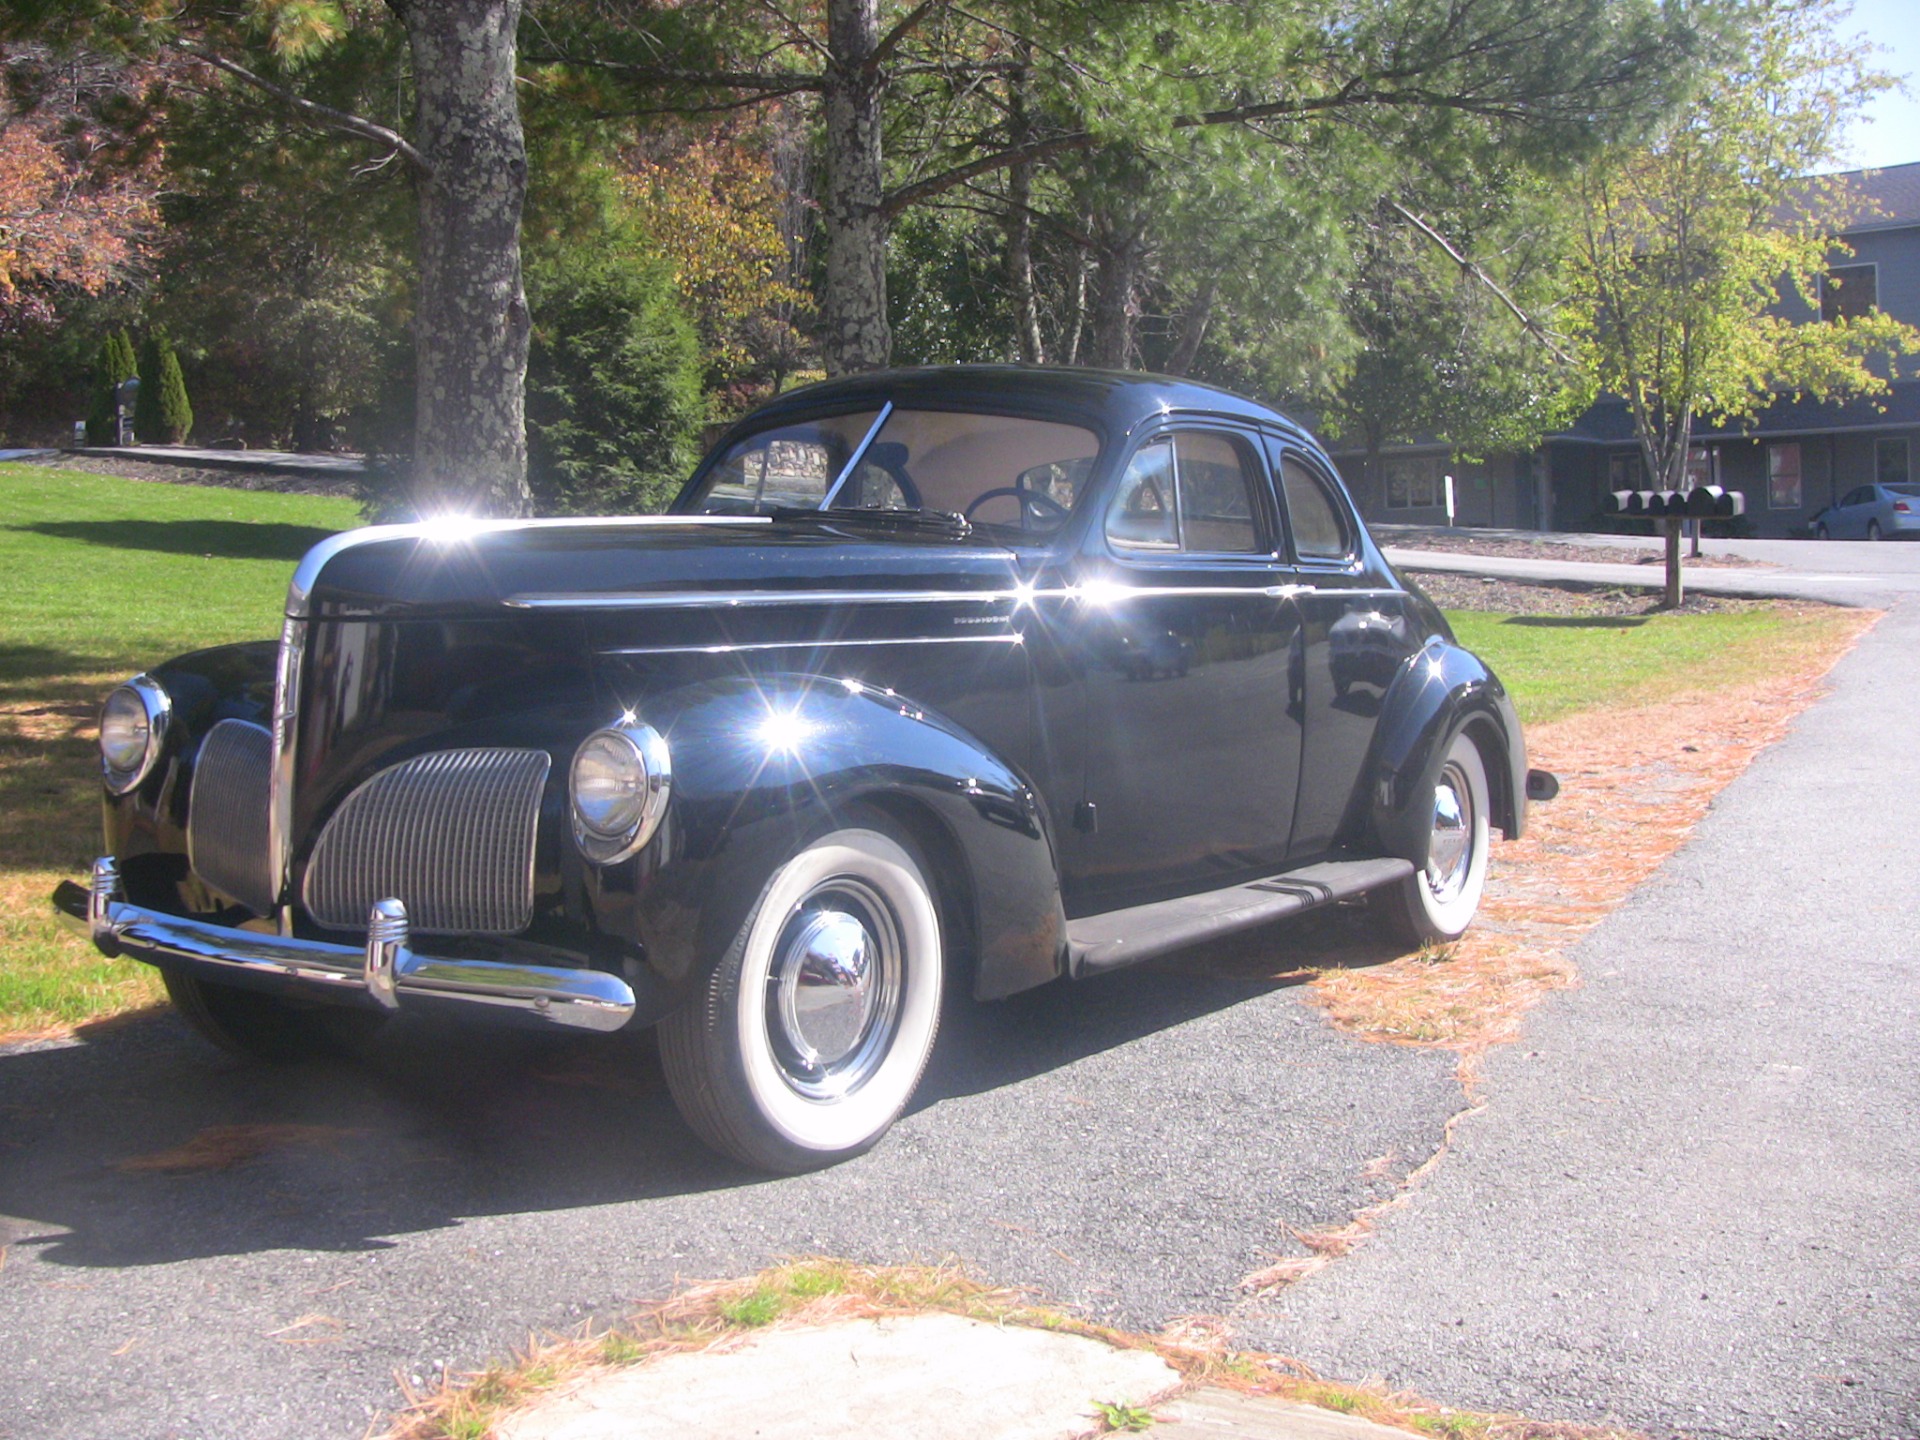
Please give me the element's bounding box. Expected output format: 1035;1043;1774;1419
570;722;671;863
99;676;170;794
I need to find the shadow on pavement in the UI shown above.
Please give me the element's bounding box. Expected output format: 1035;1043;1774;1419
0;906;1384;1271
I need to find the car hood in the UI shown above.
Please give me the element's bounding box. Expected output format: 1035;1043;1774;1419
294;515;1027;620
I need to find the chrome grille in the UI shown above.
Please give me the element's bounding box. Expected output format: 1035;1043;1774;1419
302;749;551;935
187;719;275;915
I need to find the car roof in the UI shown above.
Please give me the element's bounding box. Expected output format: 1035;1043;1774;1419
731;364;1319;446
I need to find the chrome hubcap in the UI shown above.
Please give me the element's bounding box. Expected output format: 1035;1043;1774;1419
1426;765;1474;904
766;880;902;1100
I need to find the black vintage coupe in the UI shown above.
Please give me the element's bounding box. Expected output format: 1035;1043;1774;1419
54;367;1546;1171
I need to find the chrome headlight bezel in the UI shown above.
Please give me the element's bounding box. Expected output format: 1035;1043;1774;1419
99;675;172;795
569;721;672;865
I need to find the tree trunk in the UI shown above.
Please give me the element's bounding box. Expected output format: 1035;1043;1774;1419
820;0;889;375
1088;231;1143;368
1164;274;1217;377
1064;242;1092;364
404;0;532;516
1005;49;1044;365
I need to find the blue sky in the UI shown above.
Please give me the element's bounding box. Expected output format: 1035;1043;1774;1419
1836;0;1919;171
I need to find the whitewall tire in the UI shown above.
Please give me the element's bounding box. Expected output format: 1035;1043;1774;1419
658;823;943;1172
1380;731;1491;947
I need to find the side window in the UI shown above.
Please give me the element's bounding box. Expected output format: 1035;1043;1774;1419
1106;439;1178;550
1105;431;1265;555
1173;433;1262;553
1279;457;1352;561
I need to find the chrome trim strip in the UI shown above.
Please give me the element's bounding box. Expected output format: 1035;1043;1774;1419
508;587;1017;611
285;515;773;618
53;873;635;1033
598;633;1025;658
508;582;1324;611
268;613;303;934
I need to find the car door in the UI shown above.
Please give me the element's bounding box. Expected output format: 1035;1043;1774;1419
1268;439;1425;863
1057;424;1305;914
1836;486;1871;537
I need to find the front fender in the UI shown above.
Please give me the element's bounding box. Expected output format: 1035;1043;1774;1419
592;674;1067;1005
107;640;279;889
1363;640;1527;867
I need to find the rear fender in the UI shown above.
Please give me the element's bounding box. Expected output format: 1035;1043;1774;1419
590;674;1066;1004
1363;640;1527;867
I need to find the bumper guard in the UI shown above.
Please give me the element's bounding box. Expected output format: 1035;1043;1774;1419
52;857;635;1033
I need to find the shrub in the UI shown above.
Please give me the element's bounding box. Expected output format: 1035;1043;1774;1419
85;330;137;445
155;335;194;443
525;246;705;516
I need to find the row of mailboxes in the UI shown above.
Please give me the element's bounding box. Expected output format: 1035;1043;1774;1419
1603;485;1747;518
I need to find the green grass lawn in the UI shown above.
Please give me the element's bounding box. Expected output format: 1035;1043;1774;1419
0;463;360;1033
0;464;1863;1035
1445;605;1857;726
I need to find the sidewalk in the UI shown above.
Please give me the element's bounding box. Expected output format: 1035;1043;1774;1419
65;443;368;479
491;1312;1423;1440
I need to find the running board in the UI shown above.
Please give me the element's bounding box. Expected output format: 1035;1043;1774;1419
1068;856;1415;974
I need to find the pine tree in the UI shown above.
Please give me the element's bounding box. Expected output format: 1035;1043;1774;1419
84;338;118;445
84;332;136;445
134;330;164;443
156;334;193;444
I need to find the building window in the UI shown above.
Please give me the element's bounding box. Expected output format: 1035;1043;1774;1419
1383;456;1443;509
1821;264;1877;322
1878;438;1911;487
1768;443;1803;510
1684;446;1716;492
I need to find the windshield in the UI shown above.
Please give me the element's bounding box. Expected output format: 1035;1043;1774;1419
684;407;1102;537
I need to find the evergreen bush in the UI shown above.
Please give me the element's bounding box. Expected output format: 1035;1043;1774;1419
156;335;193;443
84;331;137;445
525;247;705;515
133;331;164;442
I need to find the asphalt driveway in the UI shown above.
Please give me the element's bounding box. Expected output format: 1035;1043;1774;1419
1248;601;1920;1439
0;919;1458;1440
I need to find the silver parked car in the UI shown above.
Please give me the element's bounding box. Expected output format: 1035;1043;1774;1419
1811;483;1920;540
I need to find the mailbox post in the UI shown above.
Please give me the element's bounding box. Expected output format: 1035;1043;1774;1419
1603;486;1746;607
115;377;140;446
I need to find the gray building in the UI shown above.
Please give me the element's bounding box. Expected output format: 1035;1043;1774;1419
1339;160;1920;537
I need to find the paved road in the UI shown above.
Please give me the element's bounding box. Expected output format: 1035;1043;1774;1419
0;918;1458;1440
1249;601;1920;1439
1377;524;1920;607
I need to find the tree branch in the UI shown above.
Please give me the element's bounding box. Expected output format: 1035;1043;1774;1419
518;52;822;95
869;0;943;73
1389;201;1575;365
173;41;431;176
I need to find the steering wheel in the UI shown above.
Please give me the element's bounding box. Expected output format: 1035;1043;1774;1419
963;486;1070;528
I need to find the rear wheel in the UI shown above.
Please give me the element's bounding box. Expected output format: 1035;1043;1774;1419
1868;520;1883;541
161;964;382;1062
1379;731;1491;948
658;822;943;1173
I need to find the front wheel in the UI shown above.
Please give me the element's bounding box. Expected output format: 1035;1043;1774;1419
658;823;944;1173
1379;732;1491;948
1814;523;1830;540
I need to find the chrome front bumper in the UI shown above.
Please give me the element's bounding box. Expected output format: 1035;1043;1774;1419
52;857;635;1033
